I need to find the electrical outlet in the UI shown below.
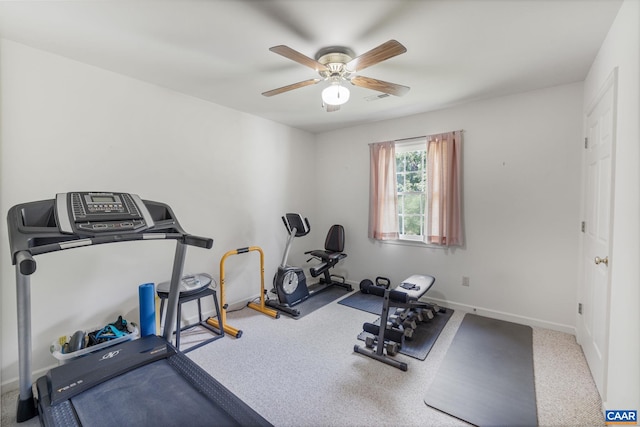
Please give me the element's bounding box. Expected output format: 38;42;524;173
462;276;470;287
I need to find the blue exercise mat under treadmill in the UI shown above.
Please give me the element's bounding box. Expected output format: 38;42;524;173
424;314;538;427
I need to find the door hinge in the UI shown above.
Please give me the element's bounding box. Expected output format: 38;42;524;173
578;303;583;315
584;137;588;149
581;221;586;233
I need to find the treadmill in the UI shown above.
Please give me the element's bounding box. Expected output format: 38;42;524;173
7;192;271;426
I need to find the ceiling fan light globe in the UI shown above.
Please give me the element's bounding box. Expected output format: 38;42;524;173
322;85;350;106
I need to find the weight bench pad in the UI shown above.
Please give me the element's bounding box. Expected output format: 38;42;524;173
398;274;435;300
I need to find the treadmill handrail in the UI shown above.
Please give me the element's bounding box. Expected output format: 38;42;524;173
7;198;212;265
14;233;212;270
6;194;214;423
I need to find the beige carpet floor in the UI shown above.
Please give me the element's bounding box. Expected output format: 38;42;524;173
2;292;604;426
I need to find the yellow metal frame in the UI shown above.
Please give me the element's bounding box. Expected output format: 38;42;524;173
207;246;278;338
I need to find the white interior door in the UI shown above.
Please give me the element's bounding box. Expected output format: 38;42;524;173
577;69;617;398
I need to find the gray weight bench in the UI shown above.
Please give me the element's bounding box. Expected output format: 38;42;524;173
354;274;441;371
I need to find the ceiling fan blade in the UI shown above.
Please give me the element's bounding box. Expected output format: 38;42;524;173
325;104;340;113
269;45;330;72
346;40;407;73
350;75;410;97
262;78;321;97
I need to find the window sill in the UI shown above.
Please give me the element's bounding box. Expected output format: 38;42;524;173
375;238;447;249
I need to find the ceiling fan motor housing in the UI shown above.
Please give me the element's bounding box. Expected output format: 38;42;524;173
315;46;355;78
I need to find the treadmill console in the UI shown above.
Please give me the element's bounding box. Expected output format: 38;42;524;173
55;191;155;236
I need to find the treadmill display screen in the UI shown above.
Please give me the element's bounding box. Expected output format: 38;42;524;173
56;191;154;236
90;195;116;203
83;193;125;214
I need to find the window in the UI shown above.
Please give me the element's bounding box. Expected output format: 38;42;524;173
369;130;463;247
396;140;427;241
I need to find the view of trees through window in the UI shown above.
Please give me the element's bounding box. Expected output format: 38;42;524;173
396;145;426;239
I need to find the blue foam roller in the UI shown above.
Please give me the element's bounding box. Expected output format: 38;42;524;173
139;283;156;337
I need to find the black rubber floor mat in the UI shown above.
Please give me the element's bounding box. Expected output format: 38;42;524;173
357;308;453;360
338;291;384;315
424;314;538;427
273;285;350;319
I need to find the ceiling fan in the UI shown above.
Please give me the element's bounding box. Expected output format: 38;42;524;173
262;39;410;112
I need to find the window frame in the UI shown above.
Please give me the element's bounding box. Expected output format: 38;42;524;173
395;138;427;242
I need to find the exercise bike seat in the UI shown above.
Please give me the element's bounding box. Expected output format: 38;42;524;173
305;224;347;278
307;250;347;262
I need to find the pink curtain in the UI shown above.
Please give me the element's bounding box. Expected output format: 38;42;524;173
368;141;399;240
425;131;463;246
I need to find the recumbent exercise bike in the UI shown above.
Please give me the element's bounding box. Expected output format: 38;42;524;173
267;213;352;317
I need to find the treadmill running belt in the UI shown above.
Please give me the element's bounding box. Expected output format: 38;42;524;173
38;335;271;427
70;360;238;426
72;360;213;426
49;351;273;427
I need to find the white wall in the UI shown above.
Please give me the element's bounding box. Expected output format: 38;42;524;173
315;83;584;332
582;0;640;412
2;5;636;411
0;39;316;385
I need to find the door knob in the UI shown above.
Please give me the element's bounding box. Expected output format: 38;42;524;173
594;256;609;266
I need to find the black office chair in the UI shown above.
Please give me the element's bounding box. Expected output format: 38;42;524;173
305;225;348;286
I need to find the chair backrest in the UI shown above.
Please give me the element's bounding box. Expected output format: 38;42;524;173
325;224;345;253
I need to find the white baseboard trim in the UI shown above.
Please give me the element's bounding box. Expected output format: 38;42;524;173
2;364;54;394
424;297;577;335
214;283;577;336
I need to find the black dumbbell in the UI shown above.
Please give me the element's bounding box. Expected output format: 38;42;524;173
360;276;393;294
359;279;374;294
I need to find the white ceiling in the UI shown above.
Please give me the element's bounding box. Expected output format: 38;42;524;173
0;0;623;134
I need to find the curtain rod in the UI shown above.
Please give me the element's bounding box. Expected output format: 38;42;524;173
368;130;464;145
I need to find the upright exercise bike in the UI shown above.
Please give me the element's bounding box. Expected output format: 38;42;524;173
267;213;352;317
